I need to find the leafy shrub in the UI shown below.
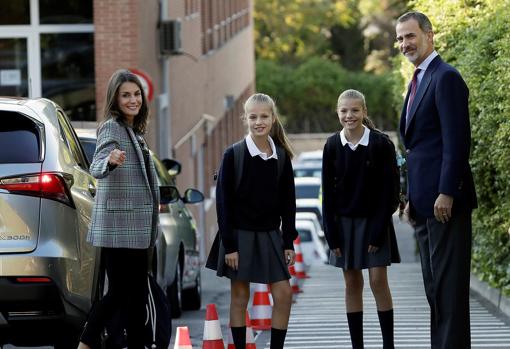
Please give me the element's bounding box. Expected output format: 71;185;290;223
256;58;396;133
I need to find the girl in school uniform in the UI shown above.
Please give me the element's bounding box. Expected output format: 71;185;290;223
207;93;298;349
322;89;400;349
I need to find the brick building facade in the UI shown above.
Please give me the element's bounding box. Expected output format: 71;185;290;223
0;0;254;258
94;0;255;257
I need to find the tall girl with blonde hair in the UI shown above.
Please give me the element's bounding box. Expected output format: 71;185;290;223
207;93;298;349
322;89;400;349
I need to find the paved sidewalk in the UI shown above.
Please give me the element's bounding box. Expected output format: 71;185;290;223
257;263;510;348
255;216;510;348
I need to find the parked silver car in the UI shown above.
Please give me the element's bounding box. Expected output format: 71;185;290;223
0;98;203;347
0;97;100;346
76;129;204;319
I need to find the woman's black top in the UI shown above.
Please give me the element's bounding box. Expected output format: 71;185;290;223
137;134;158;211
216;145;298;254
322;130;397;249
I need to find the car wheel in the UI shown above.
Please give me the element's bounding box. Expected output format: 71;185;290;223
182;270;201;310
167;263;182;318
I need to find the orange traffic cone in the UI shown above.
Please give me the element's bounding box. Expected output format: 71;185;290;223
293;237;309;279
288;265;302;294
174;326;193;349
202;303;225;349
245;311;257;349
251;283;272;331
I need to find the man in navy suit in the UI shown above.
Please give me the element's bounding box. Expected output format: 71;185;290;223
396;12;477;349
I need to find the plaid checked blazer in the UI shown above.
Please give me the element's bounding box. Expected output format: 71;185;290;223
87;118;160;249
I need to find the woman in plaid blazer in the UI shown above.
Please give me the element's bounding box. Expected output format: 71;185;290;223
78;69;160;349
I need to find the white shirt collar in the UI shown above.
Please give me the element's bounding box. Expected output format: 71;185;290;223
246;134;278;160
340;125;370;151
417;50;438;74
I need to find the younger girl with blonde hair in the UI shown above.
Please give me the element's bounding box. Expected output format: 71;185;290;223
322;89;400;349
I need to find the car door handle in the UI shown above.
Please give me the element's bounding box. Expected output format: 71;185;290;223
88;183;96;197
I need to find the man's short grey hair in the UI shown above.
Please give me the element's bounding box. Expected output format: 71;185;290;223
397;11;433;33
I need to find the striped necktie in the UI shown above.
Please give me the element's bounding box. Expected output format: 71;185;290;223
406;68;421;129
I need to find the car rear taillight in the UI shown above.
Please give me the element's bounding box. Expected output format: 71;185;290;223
15;277;52;283
0;172;74;207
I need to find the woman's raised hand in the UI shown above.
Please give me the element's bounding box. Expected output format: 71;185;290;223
108;148;126;166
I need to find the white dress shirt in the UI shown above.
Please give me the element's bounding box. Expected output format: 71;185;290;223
415;50;439;87
246;134;278;160
340;125;370;151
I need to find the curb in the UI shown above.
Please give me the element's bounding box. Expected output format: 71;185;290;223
470;273;510;319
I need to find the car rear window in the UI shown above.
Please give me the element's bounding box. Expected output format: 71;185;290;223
295;184;320;199
297;228;313;242
79;138;96;164
296;207;323;222
0;111;40;163
294;169;322;178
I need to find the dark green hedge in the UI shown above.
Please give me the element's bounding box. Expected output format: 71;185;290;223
256;58;396;133
402;0;510;295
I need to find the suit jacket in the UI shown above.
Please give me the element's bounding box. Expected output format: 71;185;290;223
87;118;160;249
400;55;477;218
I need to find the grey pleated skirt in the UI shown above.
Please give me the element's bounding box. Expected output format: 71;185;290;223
329;216;399;270
206;229;291;284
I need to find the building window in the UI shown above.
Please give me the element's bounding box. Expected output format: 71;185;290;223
0;0;94;121
39;0;93;24
185;0;200;17
41;33;95;121
201;0;250;55
0;39;28;97
0;1;30;25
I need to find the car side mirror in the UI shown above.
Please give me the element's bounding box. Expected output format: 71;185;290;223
183;188;204;204
161;158;182;176
160;185;180;204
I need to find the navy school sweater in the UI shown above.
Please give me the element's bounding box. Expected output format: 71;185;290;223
216;145;298;254
321;131;397;249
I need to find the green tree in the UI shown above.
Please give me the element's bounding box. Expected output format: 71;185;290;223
357;0;409;73
254;0;410;132
256;58;396;133
254;0;356;64
330;20;366;70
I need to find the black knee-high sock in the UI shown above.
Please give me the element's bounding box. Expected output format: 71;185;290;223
270;327;287;349
377;309;394;349
347;311;364;349
231;326;246;349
